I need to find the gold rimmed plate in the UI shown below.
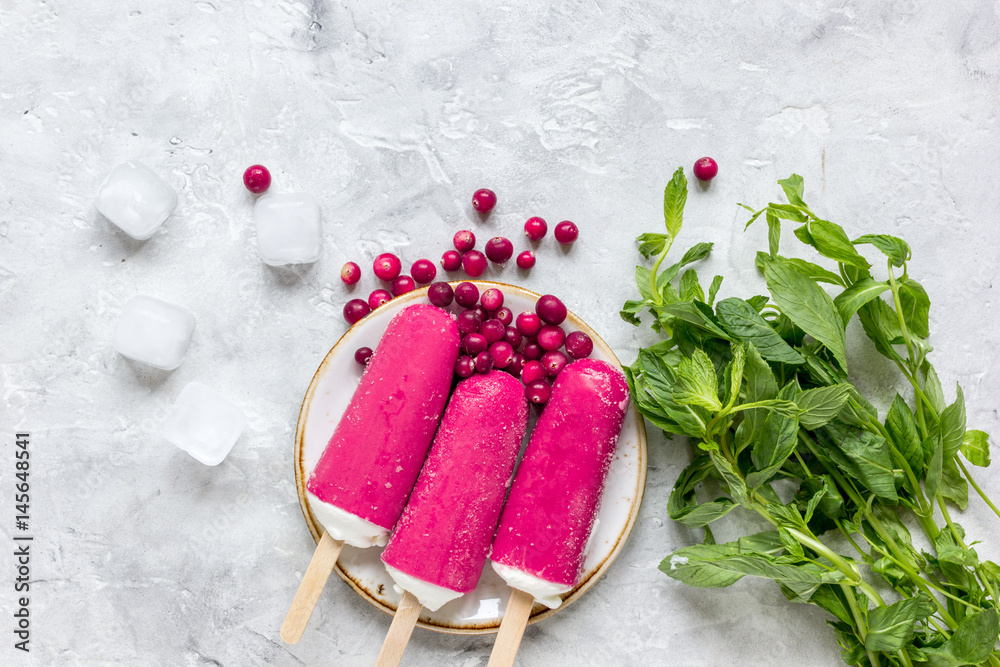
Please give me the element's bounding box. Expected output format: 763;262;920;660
293;281;647;633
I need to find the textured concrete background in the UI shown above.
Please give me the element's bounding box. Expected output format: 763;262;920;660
2;0;999;664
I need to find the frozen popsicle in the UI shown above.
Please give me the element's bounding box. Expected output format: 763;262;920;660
486;358;630;667
374;371;528;667
281;303;460;644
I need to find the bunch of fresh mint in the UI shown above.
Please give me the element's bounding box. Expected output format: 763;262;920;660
622;168;998;667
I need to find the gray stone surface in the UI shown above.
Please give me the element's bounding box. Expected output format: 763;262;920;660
2;0;999;664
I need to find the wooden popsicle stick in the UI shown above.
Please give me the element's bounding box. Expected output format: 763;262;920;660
487;588;535;667
374;590;423;667
280;530;346;644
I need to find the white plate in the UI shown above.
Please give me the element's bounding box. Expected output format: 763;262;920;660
293;281;648;633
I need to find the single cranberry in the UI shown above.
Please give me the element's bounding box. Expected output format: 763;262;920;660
522;340;542;361
516;311;543;337
494;307;513;326
490;341;515;369
693;157;718;181
565;331;594;359
368;289;392;310
516;251;536;269
554;221;578;245
455;355;475;378
525;380;551;405
521;360;547;385
507;352;525;378
485;237;514;264
524;217;547;240
373;253;402;281
480;319;506;344
454;230;476;253
504;326;523;349
410;259;437;284
243;165;271;194
472;305;489;322
536;295;567;325
340;262;361;285
441;250;463;271
541;350;568;377
354;347;373;367
480;288;504;311
427;282;454;308
475;351;494;374
463;333;488;356
454;282;480;308
472;188;497;213
457;309;483;335
343;299;371;325
462;250;488;277
537;325;566;351
391;275;416;296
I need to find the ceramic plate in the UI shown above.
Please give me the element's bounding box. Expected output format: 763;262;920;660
293;281;647;634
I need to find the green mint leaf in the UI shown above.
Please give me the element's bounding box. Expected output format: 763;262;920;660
797;476;844;523
755;252;845;286
664;167;687;239
940;385;967;461
716;297;805;365
763;257;849;371
741;205;765;229
679;269;704;302
662;302;732;340
960;430;991;467
833;278;890;326
747;412;799;488
863;593;935;652
898;277;930;339
797;219;871;270
820;423;899;504
795;384;852;429
921;362;947;413
673;499;737;528
635;265;654;301
777;174;806;208
857;299;905;364
920;608;999;667
747;295;770;311
806;585;855;625
934;525;978;568
768;203;808;222
636;232;668;259
680;241;714;266
885;395;924;475
707;275;723;306
853;233;912;268
766;209;781;257
941;459;969;510
725;342;746;409
673;349;722;412
924;429;944;501
709;450;749;506
667;455;713;520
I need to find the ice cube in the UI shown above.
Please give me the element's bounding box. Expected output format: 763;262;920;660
254;193;323;266
96;161;177;240
113;295;194;370
162;382;246;466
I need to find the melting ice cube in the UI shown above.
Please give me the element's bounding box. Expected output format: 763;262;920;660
113;295;194;370
162;382;246;466
95;161;177;240
254;193;323;266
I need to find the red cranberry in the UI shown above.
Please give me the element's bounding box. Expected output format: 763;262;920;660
463;333;488;356
373;253;402;281
354;347;373;367
480;288;504;311
455;355;475;378
565;331;594;359
343;299;371;325
410;259;437;284
536;295;567;325
454;282;480;308
472;188;497;213
472;305;489;321
524;217;547;240
457;309;483;335
480;319;506;344
495;307;513;326
693;157;718;181
462;250;488;277
541;350;568;377
504;326;523;349
475;351;494;374
507;352;525;378
441;250;463;271
485;237;514;264
516;251;536;269
368;289;392;310
521;360;547;385
427;282;454;308
243;165;271;194
525;380;551;405
537;325;566;351
454;230;476;253
490;341;514;369
516;311;543;337
391;275;416;296
341;262;361;285
554;221;578;245
522;340;542;361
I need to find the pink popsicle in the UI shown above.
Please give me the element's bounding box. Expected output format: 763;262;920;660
306;303;461;546
381;370;528;611
490;358;630;607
